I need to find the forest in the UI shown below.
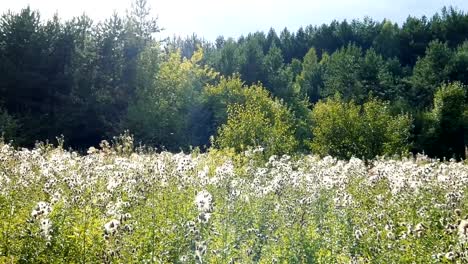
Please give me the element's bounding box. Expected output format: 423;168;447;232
1;1;468;160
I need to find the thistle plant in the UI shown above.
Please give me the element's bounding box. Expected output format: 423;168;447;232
0;139;468;262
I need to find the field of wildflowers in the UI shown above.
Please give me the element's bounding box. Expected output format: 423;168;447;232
1;137;468;263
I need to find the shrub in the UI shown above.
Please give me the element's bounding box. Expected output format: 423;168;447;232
417;82;466;159
0;108;18;142
311;95;412;159
216;100;298;156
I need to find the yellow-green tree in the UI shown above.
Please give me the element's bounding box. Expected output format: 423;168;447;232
126;47;218;150
311;95;412;160
210;77;299;156
216;101;298;156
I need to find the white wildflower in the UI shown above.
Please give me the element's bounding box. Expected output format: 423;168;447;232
195;190;213;213
458;219;468;243
104;219;120;235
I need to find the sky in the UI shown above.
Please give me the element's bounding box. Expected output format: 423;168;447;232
1;0;468;41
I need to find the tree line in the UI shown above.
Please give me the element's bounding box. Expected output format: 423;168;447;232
1;1;468;160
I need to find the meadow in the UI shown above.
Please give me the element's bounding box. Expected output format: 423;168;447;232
0;136;467;263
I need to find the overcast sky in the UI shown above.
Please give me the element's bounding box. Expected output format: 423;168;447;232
1;0;468;41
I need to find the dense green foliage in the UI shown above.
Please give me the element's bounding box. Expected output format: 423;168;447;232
216;95;298;156
416;82;467;160
311;96;412;160
0;1;468;159
125;48;218;150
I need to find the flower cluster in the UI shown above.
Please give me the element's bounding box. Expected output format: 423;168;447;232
31;201;53;241
1;139;468;262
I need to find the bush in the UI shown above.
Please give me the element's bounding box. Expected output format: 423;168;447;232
311;95;412;160
211;79;299;156
0;108;18;142
417;82;466;159
204;75;311;152
216;101;298;156
203;75;272;128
